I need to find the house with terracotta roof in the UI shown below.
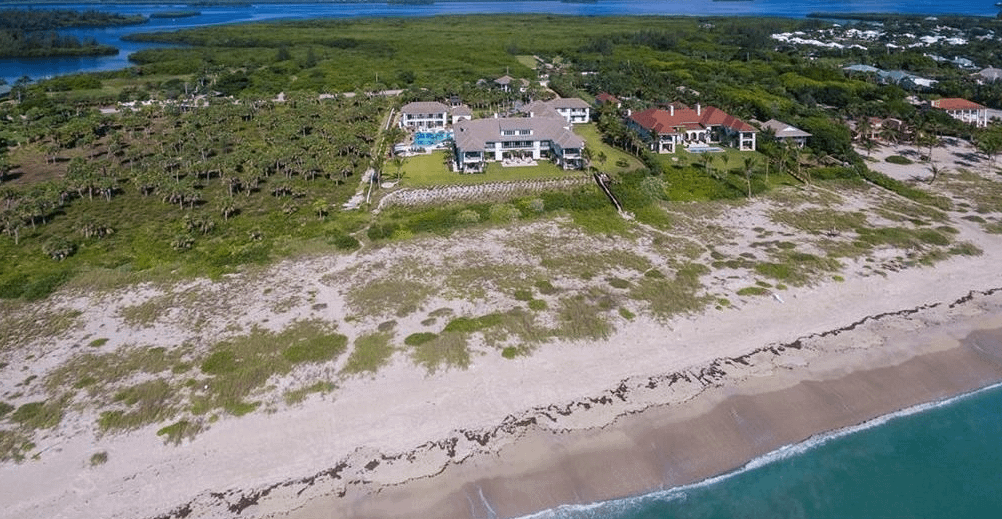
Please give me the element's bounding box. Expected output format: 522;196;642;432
452;116;584;173
628;104;757;153
595;92;621;108
931;98;988;127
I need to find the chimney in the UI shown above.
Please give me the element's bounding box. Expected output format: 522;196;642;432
670;105;674;116
696;103;701;116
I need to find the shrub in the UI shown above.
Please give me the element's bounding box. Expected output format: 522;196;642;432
607;277;630;289
282;334;348;363
489;203;521;222
534;279;558;294
737;286;770;296
404;332;437;346
455;209;480;224
885;155;913;165
329;233;360;251
42;238;76;261
513;289;533;301
90;451;108;466
156;420;202;445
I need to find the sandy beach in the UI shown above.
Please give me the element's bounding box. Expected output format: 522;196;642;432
2;138;1002;519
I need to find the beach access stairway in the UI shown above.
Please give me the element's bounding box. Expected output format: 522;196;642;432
593;171;623;212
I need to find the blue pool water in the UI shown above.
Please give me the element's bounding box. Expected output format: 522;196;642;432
687;146;724;153
414;131;453;147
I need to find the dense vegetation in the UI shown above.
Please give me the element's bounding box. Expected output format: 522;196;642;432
0;8;145;57
0;8;145;31
1;14;1001;301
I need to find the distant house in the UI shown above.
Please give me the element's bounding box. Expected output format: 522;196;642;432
521;97;591;125
852;117;909;143
879;70;937;89
843;64;881;74
931;98;989;127
450;105;473;125
399;101;473;129
453;116;584;173
595;92;621;108
760;119;811;148
628;104;757;153
844;64;936;89
399;101;450;129
975;67;1002;83
494;75;528;93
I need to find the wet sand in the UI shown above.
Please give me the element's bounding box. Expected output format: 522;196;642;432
296;320;1002;519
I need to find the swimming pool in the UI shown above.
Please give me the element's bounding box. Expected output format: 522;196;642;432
688;145;724;153
414;131;453;147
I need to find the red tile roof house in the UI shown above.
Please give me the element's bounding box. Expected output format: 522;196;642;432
595;92;621;108
628;104;758;153
930;98;989;128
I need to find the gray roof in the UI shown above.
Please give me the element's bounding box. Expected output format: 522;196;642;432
548;97;590;109
844;64;881;73
495;75;515;85
978;67;1002;81
522;100;561;119
761;119;812;139
454;117;584;151
400;101;450;114
450;104;473;116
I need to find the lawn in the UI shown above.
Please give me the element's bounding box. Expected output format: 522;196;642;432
574;123;646;174
398;151;587;187
657;146;767;173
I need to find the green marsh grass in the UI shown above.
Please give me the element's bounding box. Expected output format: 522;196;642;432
284;381;335;405
193;320;346;416
342;332;395;375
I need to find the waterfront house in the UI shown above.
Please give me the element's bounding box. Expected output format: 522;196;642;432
452;116;584;173
399;101;450;129
628;104;757;153
759;119;812;148
521;97;591;125
930;98;989;127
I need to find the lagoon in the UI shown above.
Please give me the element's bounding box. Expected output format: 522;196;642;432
2;0;1000;85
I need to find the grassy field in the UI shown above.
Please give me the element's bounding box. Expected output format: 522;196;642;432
398;151;586;187
574;123;646;174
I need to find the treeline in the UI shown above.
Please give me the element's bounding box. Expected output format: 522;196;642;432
0;8;146;31
0;30;117;58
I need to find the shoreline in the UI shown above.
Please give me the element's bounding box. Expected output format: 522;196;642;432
286;293;1002;519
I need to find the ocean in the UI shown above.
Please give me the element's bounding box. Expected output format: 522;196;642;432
526;382;1002;519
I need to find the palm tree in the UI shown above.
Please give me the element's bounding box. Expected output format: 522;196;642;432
743;157;757;198
927;162;947;184
699;153;714;177
219;196;238;221
312;198;329;221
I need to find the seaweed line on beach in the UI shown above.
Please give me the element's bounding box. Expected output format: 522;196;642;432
144;286;1002;518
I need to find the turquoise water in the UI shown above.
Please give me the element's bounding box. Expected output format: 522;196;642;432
414;131;454;147
528;383;1002;519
